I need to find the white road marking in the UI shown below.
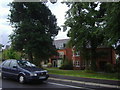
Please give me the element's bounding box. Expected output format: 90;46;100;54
48;82;94;90
49;77;120;89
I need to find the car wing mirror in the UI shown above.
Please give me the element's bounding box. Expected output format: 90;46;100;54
13;66;18;68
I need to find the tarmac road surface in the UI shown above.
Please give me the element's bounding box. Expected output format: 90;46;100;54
0;77;119;90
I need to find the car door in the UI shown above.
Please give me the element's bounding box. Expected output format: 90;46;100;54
9;60;19;79
2;60;12;78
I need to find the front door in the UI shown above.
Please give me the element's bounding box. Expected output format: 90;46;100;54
2;60;12;78
9;60;19;79
53;60;57;67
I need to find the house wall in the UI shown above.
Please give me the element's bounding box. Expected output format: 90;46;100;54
65;48;73;60
49;47;116;70
95;48;115;70
112;49;116;65
72;48;116;70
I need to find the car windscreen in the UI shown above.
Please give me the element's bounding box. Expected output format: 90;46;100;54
17;60;36;67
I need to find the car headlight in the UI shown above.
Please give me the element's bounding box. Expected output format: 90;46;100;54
30;73;37;76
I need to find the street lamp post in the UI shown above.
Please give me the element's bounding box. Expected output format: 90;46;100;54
2;45;4;62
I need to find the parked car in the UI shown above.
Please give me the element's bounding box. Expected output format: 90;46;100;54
0;59;49;83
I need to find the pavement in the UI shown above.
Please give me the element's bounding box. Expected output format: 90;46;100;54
0;72;120;89
49;74;120;89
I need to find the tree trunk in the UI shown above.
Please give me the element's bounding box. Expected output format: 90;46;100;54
90;47;97;71
85;59;89;70
28;52;33;63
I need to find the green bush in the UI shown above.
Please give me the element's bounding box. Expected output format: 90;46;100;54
105;63;114;73
3;48;21;60
47;63;52;67
114;60;120;73
59;59;73;70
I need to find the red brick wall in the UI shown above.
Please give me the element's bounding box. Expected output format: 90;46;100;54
65;48;73;60
72;48;116;70
50;47;116;70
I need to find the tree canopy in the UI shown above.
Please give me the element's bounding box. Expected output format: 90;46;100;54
9;2;60;65
64;2;120;71
64;2;106;70
3;47;21;60
0;44;3;51
104;2;120;56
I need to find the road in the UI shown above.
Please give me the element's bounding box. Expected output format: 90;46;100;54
0;77;119;90
0;61;119;89
1;78;88;89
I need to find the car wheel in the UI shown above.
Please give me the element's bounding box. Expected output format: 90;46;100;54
18;75;25;84
1;74;6;79
2;75;6;79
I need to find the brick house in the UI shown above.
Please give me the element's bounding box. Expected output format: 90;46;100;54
72;47;116;70
49;39;116;70
49;39;72;67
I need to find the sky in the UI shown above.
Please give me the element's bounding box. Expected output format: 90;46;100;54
0;0;69;46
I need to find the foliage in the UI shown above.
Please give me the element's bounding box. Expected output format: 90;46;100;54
64;2;106;71
96;50;109;58
9;2;60;64
102;2;120;74
80;48;91;70
114;59;120;73
59;58;73;70
3;48;21;60
104;2;120;46
0;44;3;51
104;2;120;62
47;63;52;67
104;63;114;73
0;44;2;60
0;52;2;61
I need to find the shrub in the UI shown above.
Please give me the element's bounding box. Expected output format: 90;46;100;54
47;63;52;67
59;59;73;70
3;48;21;60
104;63;114;73
114;60;120;73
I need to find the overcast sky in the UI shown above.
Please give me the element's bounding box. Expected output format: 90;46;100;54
0;0;69;46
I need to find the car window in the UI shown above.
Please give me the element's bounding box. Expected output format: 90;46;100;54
1;61;7;66
17;60;36;67
10;60;18;68
3;60;11;67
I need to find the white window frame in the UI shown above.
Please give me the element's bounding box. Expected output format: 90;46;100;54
73;60;80;67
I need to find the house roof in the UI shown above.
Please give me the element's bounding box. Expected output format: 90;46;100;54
53;39;69;49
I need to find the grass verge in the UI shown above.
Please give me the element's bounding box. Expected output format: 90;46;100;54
46;68;120;81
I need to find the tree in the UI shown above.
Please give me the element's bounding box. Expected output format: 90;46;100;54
0;44;2;60
103;2;120;73
0;44;3;51
9;2;60;66
64;2;106;71
3;47;21;60
104;2;120;60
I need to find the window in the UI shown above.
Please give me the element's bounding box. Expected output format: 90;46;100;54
10;60;17;68
17;60;36;67
76;61;80;67
73;61;76;66
63;43;66;48
1;61;7;66
75;51;80;56
59;52;64;58
73;60;80;67
3;60;11;67
72;50;80;57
